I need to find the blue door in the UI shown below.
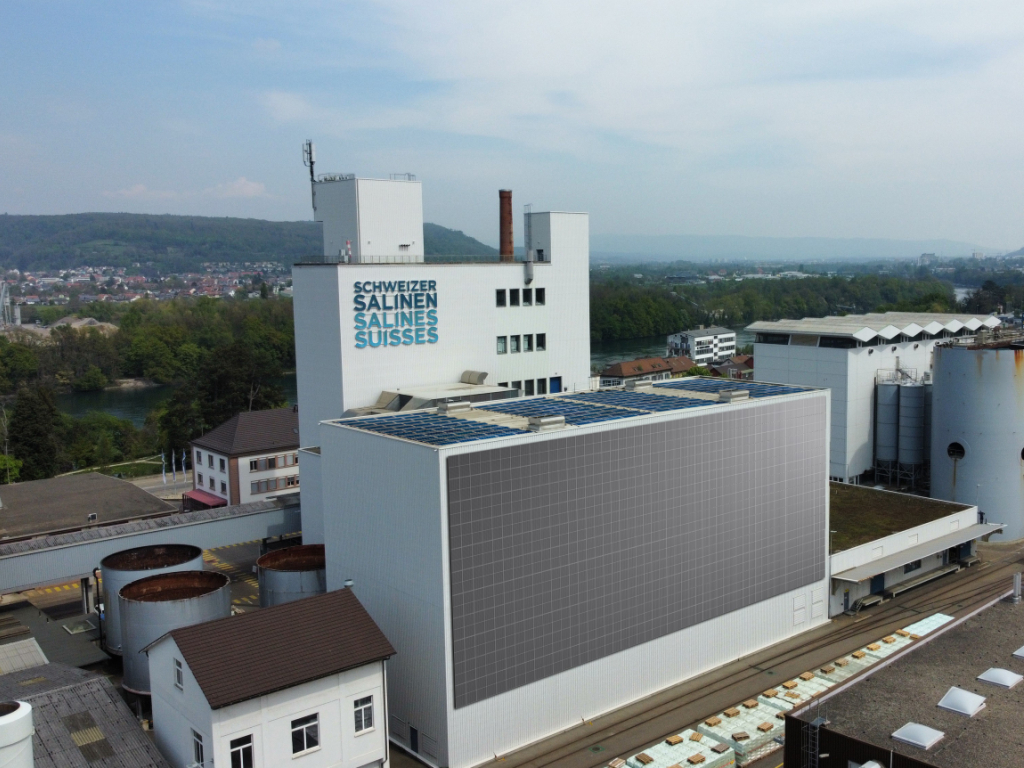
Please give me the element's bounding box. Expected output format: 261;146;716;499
550;376;562;393
870;573;885;595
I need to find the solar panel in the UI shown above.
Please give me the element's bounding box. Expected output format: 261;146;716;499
335;412;523;446
655;378;809;398
477;397;636;425
565;390;718;413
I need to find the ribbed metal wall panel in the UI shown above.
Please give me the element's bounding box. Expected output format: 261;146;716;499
898;383;926;465
875;382;900;462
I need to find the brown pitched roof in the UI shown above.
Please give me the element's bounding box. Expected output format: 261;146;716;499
731;354;754;369
164;588;394;709
191;407;299;456
664;355;696;374
600;356;672;378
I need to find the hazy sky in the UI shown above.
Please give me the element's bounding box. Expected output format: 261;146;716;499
2;1;1023;247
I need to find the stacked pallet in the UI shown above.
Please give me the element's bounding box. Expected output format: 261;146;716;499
621;729;735;768
695;701;784;766
759;673;835;713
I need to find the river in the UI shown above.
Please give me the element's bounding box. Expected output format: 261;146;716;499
57;328;754;425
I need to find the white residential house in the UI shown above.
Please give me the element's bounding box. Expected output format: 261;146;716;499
667;327;736;366
188;407;300;509
147;588;395;768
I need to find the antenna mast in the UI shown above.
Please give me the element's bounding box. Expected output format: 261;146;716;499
302;140;316;183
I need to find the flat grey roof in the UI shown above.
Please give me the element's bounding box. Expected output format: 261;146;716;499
0;472;175;540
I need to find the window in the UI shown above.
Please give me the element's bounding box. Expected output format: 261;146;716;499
510;335;520;353
905;560;923;574
536;248;546;262
536;287;546;305
525;380;534;396
250;459;258;472
192;730;204;766
537;378;547;395
509;289;520;306
209;476;215;490
208;454;214;468
174;658;184;689
221;481;227;494
354;696;374;733
496;289;506;307
511;380;522;392
497;336;507;354
230;735;254;768
536;333;546;351
498;382;508;388
524;334;533;352
291;713;320;755
195;451;202;465
219;458;226;472
523;288;532;305
197;472;204;485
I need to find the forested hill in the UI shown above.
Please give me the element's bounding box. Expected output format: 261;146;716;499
0;213;496;272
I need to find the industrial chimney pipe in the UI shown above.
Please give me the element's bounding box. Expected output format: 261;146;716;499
499;190;514;262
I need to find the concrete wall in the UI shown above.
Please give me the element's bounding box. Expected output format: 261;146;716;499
238;449;300;505
314;177;424;264
193;447;230;502
151;636;215;768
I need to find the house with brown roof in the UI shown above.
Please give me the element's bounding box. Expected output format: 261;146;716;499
598;356;674;387
188;407;300;509
147;587;395;768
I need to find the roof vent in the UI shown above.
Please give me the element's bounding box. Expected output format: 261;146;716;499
1013;644;1024;660
438;401;473;414
718;390;750;403
625;380;654;391
460;371;488;385
892;722;944;749
977;668;1023;688
528;415;566;432
937;687;986;717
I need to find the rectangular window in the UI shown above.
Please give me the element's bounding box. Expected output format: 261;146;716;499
496;289;506;307
249;459;258;472
511;380;522;392
498;382;508;388
221;482;227;494
523;288;532;306
509;289;520;306
905;559;923;574
537;378;548;395
525;380;535;396
354;696;374;733
258;458;268;471
536;333;546;351
291;713;320;755
195;451;202;466
250;481;258;495
510;335;520;353
209;476;215;490
219;458;226;472
524;334;533;352
267;456;277;469
197;472;204;486
536;287;546;305
174;658;183;690
230;735;254;768
497;336;507;354
192;730;204;766
208;455;214;468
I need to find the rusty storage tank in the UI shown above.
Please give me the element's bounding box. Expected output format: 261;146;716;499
119;571;230;695
100;544;204;655
257;544;326;607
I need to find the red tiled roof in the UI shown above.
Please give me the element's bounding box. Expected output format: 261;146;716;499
600;357;672;378
183;489;227;507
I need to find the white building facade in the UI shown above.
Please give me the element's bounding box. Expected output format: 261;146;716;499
667;327;736;366
309;380;831;768
748;313;1000;482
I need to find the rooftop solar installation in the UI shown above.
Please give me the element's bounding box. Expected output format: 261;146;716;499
655;378;810;398
477;397;637;425
335;412;524;446
565;390;719;413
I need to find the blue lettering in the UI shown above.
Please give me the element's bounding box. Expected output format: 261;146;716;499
384;281;397;292
425;293;437;309
372;282;382;292
415;327;426;344
368;330;383;347
362;281;372;293
426;309;437;326
382;313;394;328
389;329;402;345
354;312;367;330
399;294;413;309
355;330;367;348
427;327;438;344
367;295;382;310
400;311;413;327
429;280;436;291
414;293;425;309
353;294;366;311
353;282;363;293
402;328;414;345
414;310;425;326
368;314;381;328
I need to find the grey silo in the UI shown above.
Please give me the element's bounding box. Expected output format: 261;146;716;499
875;382;900;463
897;383;926;466
257;544;326;607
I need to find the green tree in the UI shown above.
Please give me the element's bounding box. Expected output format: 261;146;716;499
72;365;108;392
0;454;22;484
685;366;712;376
8;386;64;480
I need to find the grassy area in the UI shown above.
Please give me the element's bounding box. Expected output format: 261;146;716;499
829;482;971;554
61;456;164;479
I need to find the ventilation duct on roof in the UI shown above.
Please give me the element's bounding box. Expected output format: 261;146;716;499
438;401;473;414
460;371;488;385
977;668;1023;688
1013;644;1024;660
718;390;750;403
528;415;566;432
625;380;653;391
937;687;986;717
892;722;944;749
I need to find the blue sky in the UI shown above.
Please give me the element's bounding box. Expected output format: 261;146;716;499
2;1;1023;248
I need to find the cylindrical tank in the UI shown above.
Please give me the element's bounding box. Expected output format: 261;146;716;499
898;383;926;465
875;382;900;462
0;701;33;768
100;544;204;655
932;344;1024;540
257;544;326;607
119;571;231;695
923;381;933;461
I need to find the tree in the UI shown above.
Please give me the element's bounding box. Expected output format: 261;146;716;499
0;455;22;484
8;386;64;480
685;366;712;376
72;365;108;392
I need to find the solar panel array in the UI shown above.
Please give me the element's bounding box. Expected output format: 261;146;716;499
655;378;810;398
477;397;636;425
334;412;524;446
566;390;717;413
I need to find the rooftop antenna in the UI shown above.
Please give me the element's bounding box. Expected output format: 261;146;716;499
302;140;316;183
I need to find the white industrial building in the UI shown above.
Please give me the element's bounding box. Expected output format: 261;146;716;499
667;326;736;366
308;378;831;768
748;313;1001;482
293;163;591;544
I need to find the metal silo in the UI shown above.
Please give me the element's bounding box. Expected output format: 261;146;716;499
0;702;33;768
119;571;231;695
931;342;1024;540
100;544;203;656
875;381;900;464
898;384;926;466
258;544;326;607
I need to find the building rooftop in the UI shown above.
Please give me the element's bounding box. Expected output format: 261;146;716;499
599;357;673;378
677;326;734;337
157;587;394;709
0;472;175;540
819;599;1024;768
829;483;973;554
332;377;815;447
747;312;1000;342
191;407;299;457
0;663;170;768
